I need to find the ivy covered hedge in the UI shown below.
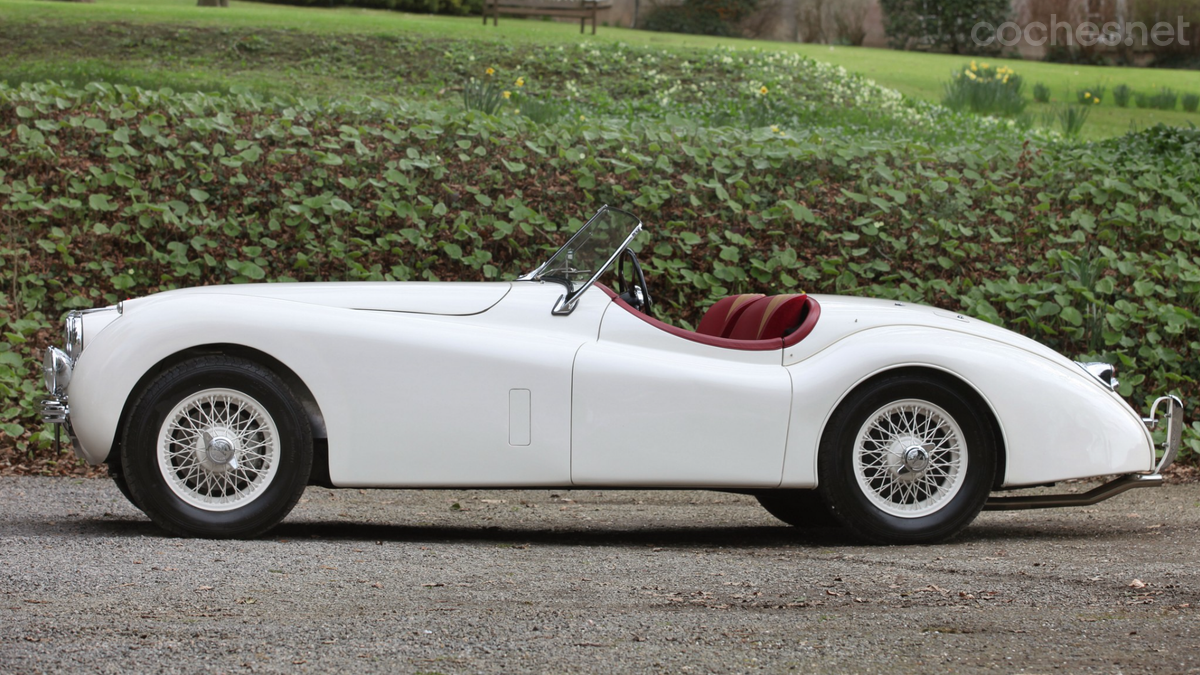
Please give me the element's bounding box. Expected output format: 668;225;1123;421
1;81;1198;471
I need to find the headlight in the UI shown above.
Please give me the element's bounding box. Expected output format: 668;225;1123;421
43;347;73;397
1077;361;1118;391
64;311;83;360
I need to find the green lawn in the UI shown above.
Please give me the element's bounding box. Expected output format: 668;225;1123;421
2;0;1200;138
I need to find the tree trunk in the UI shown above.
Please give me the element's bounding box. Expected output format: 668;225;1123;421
196;0;229;6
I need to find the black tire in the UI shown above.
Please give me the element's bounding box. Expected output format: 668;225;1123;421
756;490;840;528
107;461;139;509
817;372;997;545
120;355;312;539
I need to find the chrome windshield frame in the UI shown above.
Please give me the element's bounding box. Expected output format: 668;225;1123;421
520;205;643;316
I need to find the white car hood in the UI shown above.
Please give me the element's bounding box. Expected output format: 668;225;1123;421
125;281;513;316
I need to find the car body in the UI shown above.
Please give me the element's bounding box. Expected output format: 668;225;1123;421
42;206;1184;543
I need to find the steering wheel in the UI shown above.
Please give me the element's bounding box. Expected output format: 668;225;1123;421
616;248;654;315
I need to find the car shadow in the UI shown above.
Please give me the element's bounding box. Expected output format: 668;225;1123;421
22;515;1156;548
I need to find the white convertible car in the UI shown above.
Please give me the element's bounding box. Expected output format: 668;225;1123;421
42;206;1183;544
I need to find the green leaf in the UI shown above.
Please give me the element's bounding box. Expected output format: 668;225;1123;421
88;194;118;211
189;188;210;203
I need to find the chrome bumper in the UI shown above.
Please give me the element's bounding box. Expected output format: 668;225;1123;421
40;396;80;458
984;394;1185;511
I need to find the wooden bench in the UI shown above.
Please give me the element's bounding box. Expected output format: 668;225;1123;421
483;0;613;35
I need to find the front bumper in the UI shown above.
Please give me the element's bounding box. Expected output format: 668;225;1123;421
41;396;81;458
985;394;1185;511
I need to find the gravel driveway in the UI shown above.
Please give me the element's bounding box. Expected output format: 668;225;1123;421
2;476;1198;674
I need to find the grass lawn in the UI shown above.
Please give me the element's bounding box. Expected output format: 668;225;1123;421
2;0;1199;138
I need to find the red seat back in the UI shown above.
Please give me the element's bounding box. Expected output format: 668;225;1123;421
695;294;765;337
727;294;811;341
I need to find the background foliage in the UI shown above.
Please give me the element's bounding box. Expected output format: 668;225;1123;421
642;0;762;37
250;0;482;16
880;0;1011;54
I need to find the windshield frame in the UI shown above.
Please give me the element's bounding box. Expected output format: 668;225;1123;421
519;205;643;316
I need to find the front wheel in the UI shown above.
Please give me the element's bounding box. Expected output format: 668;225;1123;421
817;373;996;545
120;355;312;538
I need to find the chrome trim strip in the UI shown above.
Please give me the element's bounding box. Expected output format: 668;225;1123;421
983;474;1163;511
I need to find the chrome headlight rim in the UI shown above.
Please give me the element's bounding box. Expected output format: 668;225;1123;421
64;311;83;361
43;347;73;398
1076;361;1119;392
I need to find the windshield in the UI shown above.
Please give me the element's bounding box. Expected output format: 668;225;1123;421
527;205;642;293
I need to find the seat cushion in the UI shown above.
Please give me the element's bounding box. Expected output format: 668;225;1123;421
727;294;810;341
695;294;765;337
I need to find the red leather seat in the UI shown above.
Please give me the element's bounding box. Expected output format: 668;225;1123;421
695;294;765;337
727;294;811;341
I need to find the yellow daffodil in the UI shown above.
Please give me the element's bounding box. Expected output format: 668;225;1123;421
579;115;586;121
1094;97;1101;104
759;85;769;95
485;67;495;76
770;125;779;132
515;77;525;88
502;90;511;99
970;60;978;71
965;70;977;80
1084;91;1091;98
981;62;989;69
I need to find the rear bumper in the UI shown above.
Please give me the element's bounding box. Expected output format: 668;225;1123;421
985;394;1184;511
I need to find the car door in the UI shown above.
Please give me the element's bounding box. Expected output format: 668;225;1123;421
570;301;793;487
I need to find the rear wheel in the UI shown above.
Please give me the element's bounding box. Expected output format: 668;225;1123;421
121;355;312;538
817;373;996;545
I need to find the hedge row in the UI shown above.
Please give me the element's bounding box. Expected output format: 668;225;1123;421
1;82;1198;470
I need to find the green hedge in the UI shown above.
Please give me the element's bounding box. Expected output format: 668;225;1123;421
1;82;1198;470
248;0;483;16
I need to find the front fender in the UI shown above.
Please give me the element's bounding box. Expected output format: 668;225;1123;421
781;326;1154;488
65;294;344;464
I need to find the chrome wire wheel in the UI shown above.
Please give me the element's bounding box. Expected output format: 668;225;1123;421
156;387;281;512
852;398;967;519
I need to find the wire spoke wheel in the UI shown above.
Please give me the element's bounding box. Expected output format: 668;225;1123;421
157;388;281;512
123;356;312;538
853;399;966;518
818;373;996;545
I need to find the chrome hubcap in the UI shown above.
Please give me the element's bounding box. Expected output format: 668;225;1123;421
203;432;237;469
901;445;932;474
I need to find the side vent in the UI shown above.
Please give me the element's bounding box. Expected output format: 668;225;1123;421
509;389;531;446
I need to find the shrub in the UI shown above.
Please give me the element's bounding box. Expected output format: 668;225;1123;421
1149;88;1179;111
942;61;1026;117
252;0;482;15
1076;86;1105;105
1033;82;1050;103
462;74;508;115
1046;103;1090;137
641;0;760;36
1134;91;1150;108
1183;93;1199;113
879;0;1010;54
1112;84;1132;108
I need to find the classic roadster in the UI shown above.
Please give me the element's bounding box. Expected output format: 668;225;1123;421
42;206;1183;544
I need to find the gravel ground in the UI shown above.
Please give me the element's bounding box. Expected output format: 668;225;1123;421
2;476;1199;674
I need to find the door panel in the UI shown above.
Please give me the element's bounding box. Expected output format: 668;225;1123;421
571;304;792;487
